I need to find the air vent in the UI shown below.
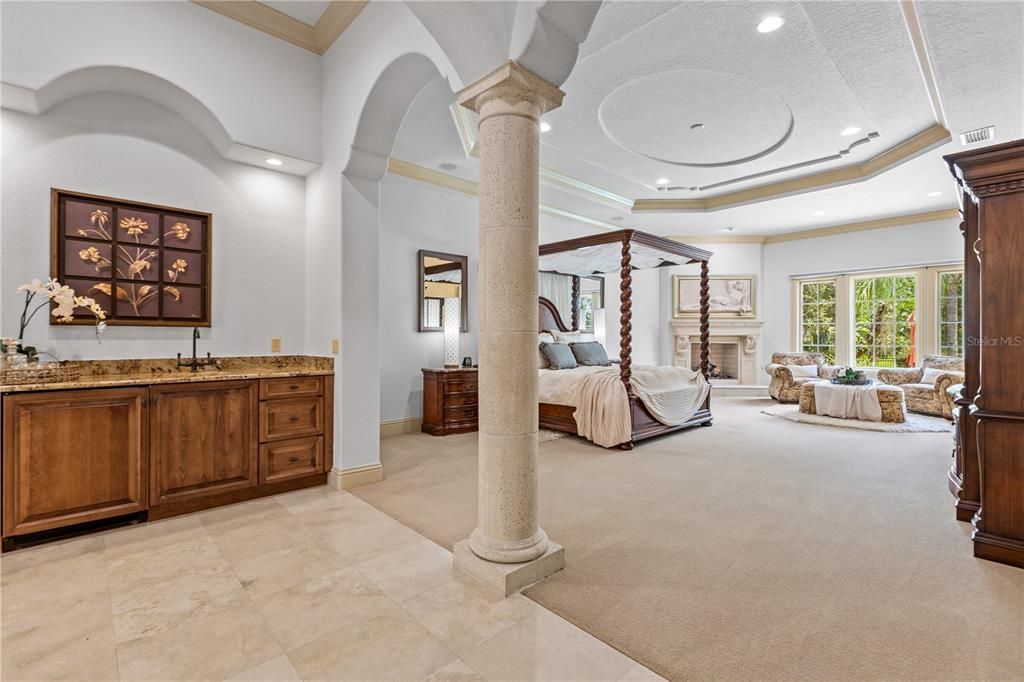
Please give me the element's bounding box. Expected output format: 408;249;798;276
960;126;995;146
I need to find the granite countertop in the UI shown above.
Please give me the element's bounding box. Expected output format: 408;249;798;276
1;355;333;393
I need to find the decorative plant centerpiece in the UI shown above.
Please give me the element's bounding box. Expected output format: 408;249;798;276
832;366;871;386
11;278;107;361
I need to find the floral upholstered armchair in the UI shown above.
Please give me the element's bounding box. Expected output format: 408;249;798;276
765;352;844;403
877;355;964;419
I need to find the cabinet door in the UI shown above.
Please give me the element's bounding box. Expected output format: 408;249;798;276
149;380;258;505
3;387;148;537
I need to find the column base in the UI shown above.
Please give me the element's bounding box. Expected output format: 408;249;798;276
454;539;565;598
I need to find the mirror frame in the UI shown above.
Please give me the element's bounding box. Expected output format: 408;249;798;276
418;249;469;333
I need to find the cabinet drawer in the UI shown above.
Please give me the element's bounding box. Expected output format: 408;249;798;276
260;436;324;484
444;405;477;424
260;397;324;441
445;393;477;407
260;376;323;400
444;380;477;394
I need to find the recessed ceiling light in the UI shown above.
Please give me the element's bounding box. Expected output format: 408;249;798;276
438;162;457;171
927;191;942;197
840;127;861;137
265;158;283;166
757;16;785;33
656;178;670;186
539;121;552;133
813;210;825;216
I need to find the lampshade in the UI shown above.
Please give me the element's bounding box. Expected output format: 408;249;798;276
443;297;460;368
594;308;607;349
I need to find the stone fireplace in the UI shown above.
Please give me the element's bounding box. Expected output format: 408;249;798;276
671;317;764;385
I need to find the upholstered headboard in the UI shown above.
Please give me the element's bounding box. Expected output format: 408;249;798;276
539;297;571;333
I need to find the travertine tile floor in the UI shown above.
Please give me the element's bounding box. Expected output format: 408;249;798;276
1;485;663;681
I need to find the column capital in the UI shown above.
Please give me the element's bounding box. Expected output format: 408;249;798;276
457;61;565;117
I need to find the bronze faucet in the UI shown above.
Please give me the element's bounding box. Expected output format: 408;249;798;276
176;327;220;372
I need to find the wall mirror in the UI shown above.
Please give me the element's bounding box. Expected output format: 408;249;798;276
418;250;468;332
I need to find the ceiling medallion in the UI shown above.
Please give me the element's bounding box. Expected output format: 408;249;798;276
598;69;794;168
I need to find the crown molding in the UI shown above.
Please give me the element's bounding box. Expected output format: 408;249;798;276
671;209;961;245
762;208;959;244
385;158;617;232
192;1;365;55
633;124;951;213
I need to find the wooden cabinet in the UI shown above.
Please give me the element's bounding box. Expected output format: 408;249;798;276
149;381;258;506
422;368;478;436
2;372;333;547
257;377;330;484
2;387;147;538
946;140;1024;569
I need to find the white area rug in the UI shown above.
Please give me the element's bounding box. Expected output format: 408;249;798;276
761;404;953;432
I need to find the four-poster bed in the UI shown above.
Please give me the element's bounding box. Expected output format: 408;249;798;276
537;229;713;448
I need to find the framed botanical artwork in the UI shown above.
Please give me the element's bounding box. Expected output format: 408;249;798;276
51;188;211;326
673;274;756;318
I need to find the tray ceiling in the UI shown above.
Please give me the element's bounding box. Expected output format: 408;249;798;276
389;0;1021;239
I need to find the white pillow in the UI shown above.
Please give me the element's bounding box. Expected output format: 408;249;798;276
550;330;580;344
920;367;947;385
789;364;819;378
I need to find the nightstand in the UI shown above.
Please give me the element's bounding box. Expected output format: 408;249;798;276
421;368;478;435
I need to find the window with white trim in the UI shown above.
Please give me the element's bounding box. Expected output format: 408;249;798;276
798;280;837;363
853;273;917;369
937;270;964;357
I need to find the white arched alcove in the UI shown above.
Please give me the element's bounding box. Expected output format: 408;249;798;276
337;53;451;473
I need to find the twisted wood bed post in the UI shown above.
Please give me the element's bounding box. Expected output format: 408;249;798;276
571;276;580;331
699;260;711;410
619;235;633;396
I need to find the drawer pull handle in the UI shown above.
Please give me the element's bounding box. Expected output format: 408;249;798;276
289;385;300;390
288;457;299;463
289;415;300;422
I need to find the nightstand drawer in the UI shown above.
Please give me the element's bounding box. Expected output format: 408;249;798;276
444;380;477;394
444;405;477;424
260;376;323;400
260;398;324;441
445;393;477;407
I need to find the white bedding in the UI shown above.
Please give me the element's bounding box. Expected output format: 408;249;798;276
539;365;710;447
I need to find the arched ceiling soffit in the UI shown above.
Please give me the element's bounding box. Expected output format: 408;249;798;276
343;53;445;184
405;0;601;88
2;65;318;176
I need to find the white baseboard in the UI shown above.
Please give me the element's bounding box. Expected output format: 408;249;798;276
379;416;422;437
327;463;383;490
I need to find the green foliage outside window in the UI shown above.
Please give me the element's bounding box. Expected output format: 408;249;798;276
938;271;964;357
854;275;916;368
800;280;836;363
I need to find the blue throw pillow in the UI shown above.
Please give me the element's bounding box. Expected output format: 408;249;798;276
540;342;577;370
570;341;611;366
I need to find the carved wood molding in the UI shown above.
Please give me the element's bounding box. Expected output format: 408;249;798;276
699;261;710;380
973;179;1024;197
571;276;580;331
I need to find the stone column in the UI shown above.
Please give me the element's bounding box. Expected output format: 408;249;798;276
453;62;565;589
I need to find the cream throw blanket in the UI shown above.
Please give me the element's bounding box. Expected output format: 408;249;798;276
813;382;883;422
539;366;710;447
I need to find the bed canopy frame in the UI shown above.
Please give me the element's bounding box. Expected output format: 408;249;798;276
538;229;713;447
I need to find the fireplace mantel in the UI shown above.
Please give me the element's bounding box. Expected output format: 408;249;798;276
670;318;765;384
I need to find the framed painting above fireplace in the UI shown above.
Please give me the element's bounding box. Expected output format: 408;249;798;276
50;188;211;327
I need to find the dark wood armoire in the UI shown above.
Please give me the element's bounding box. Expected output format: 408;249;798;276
946;139;1024;570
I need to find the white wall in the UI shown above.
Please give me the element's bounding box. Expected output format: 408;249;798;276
1;1;321;162
762;218;964;370
379;176;479;421
0;95;307;359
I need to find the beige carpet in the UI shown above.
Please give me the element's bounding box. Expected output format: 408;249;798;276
354;397;1024;681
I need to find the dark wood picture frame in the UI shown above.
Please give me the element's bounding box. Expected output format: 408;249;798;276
51;188;212;327
418;249;468;333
